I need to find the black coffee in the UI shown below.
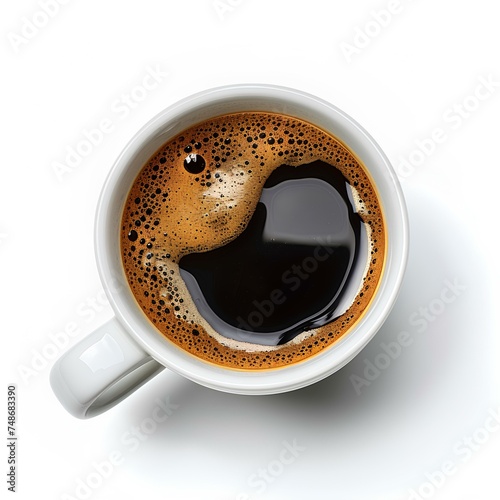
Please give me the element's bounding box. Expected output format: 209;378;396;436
121;112;385;369
179;160;364;346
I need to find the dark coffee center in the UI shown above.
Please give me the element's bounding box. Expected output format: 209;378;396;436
179;160;365;345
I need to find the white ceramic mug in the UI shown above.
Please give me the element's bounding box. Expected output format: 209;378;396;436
50;84;409;418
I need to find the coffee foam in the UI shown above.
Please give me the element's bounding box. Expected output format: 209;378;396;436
121;112;385;369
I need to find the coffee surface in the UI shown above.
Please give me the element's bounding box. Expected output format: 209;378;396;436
179;160;364;346
121;112;385;369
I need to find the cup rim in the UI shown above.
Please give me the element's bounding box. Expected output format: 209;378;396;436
95;83;409;394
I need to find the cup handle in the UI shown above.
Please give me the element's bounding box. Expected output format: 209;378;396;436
50;317;164;418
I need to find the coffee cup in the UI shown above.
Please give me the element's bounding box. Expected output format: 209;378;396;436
50;84;408;418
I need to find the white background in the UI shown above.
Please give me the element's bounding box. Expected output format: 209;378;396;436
2;1;499;499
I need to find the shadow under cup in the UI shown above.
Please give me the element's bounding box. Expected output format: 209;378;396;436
97;84;408;395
